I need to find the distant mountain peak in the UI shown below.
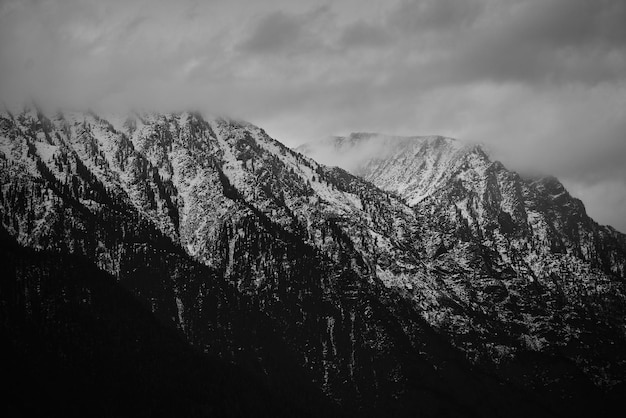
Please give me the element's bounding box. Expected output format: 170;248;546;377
297;132;484;201
3;109;626;415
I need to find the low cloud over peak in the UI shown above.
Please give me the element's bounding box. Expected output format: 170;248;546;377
1;0;625;231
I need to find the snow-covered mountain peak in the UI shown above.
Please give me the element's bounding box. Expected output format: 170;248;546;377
3;108;626;413
297;132;486;204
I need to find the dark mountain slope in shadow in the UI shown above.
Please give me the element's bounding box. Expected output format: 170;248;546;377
0;227;336;418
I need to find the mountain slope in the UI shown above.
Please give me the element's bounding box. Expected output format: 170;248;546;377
0;226;323;417
301;133;626;384
297;132;626;277
1;108;625;416
297;133;469;204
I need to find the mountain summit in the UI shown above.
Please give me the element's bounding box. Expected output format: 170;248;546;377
2;109;626;416
298;133;470;204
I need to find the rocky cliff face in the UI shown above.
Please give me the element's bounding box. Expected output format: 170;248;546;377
301;133;626;390
2;109;625;416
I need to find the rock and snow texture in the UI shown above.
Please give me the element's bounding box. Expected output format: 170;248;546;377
2;108;626;414
298;132;626;277
298;133;469;205
301;132;626;380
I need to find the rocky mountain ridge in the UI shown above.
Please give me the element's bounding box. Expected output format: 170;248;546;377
2;108;625;416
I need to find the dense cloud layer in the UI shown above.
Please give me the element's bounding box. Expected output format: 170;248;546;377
1;0;624;231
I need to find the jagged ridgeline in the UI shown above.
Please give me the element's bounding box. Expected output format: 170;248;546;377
1;108;625;417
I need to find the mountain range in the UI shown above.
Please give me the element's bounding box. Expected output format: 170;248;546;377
1;109;625;417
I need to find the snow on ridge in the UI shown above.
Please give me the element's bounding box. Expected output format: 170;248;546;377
34;141;58;163
297;132;486;205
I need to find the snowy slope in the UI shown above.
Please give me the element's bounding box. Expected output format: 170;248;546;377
300;131;626;382
297;132;470;204
2;108;626;413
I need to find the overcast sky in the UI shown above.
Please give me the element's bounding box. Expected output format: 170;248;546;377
1;0;625;231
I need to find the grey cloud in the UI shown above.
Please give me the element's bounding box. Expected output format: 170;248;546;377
370;0;626;86
237;7;330;55
1;0;625;231
238;12;303;53
451;0;626;85
389;0;485;33
338;21;391;49
504;0;626;49
555;120;626;185
387;0;626;49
